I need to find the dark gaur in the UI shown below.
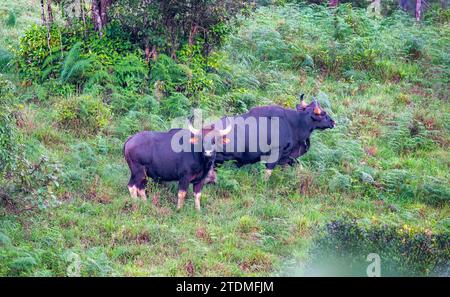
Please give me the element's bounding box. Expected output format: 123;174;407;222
212;94;335;178
124;119;232;211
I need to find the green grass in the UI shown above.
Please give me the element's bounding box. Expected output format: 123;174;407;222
0;2;449;276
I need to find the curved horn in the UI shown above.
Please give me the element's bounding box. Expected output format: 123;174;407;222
313;99;322;115
218;118;233;136
187;120;201;135
301;96;307;108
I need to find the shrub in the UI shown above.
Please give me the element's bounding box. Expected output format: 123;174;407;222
159;92;190;119
403;36;425;61
150;54;189;96
55;95;111;135
309;220;449;276
16;24;62;80
115;110;165;139
328;172;352;192
1;152;61;211
423;5;450;24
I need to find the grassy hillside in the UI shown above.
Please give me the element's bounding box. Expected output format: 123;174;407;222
0;2;449;276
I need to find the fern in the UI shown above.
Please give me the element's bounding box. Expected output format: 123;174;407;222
381;169;416;200
419;176;450;205
41;46;63;81
60;43;92;84
113;54;147;90
385;111;433;154
0;48;13;72
85;69;117;91
150;54;189;94
5;10;16;27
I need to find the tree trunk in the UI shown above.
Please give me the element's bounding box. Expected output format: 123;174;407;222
367;0;381;16
100;0;110;26
188;23;198;46
329;0;339;7
415;0;422;21
39;0;47;25
80;0;86;28
46;0;53;24
92;0;111;37
91;0;103;36
150;45;157;61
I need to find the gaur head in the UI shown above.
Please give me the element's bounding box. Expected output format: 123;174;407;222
296;95;335;130
187;119;232;158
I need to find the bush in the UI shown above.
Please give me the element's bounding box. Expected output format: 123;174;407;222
403;36;425;61
55;95;111;135
115;110;165;139
309;220;449;276
1;152;61;211
150;54;190;96
16;24;62;80
159;92;190;118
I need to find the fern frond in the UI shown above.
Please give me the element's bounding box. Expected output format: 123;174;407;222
0;48;13;71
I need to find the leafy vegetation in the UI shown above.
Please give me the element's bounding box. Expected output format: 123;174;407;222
0;1;448;276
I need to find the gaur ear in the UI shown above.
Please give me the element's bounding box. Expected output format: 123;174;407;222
190;137;200;144
222;137;231;144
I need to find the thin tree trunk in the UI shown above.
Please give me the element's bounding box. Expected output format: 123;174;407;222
150;45;157;61
416;0;422;21
39;0;47;25
169;25;178;59
144;44;158;62
80;0;87;28
46;0;53;24
188;23;198;46
39;0;51;50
